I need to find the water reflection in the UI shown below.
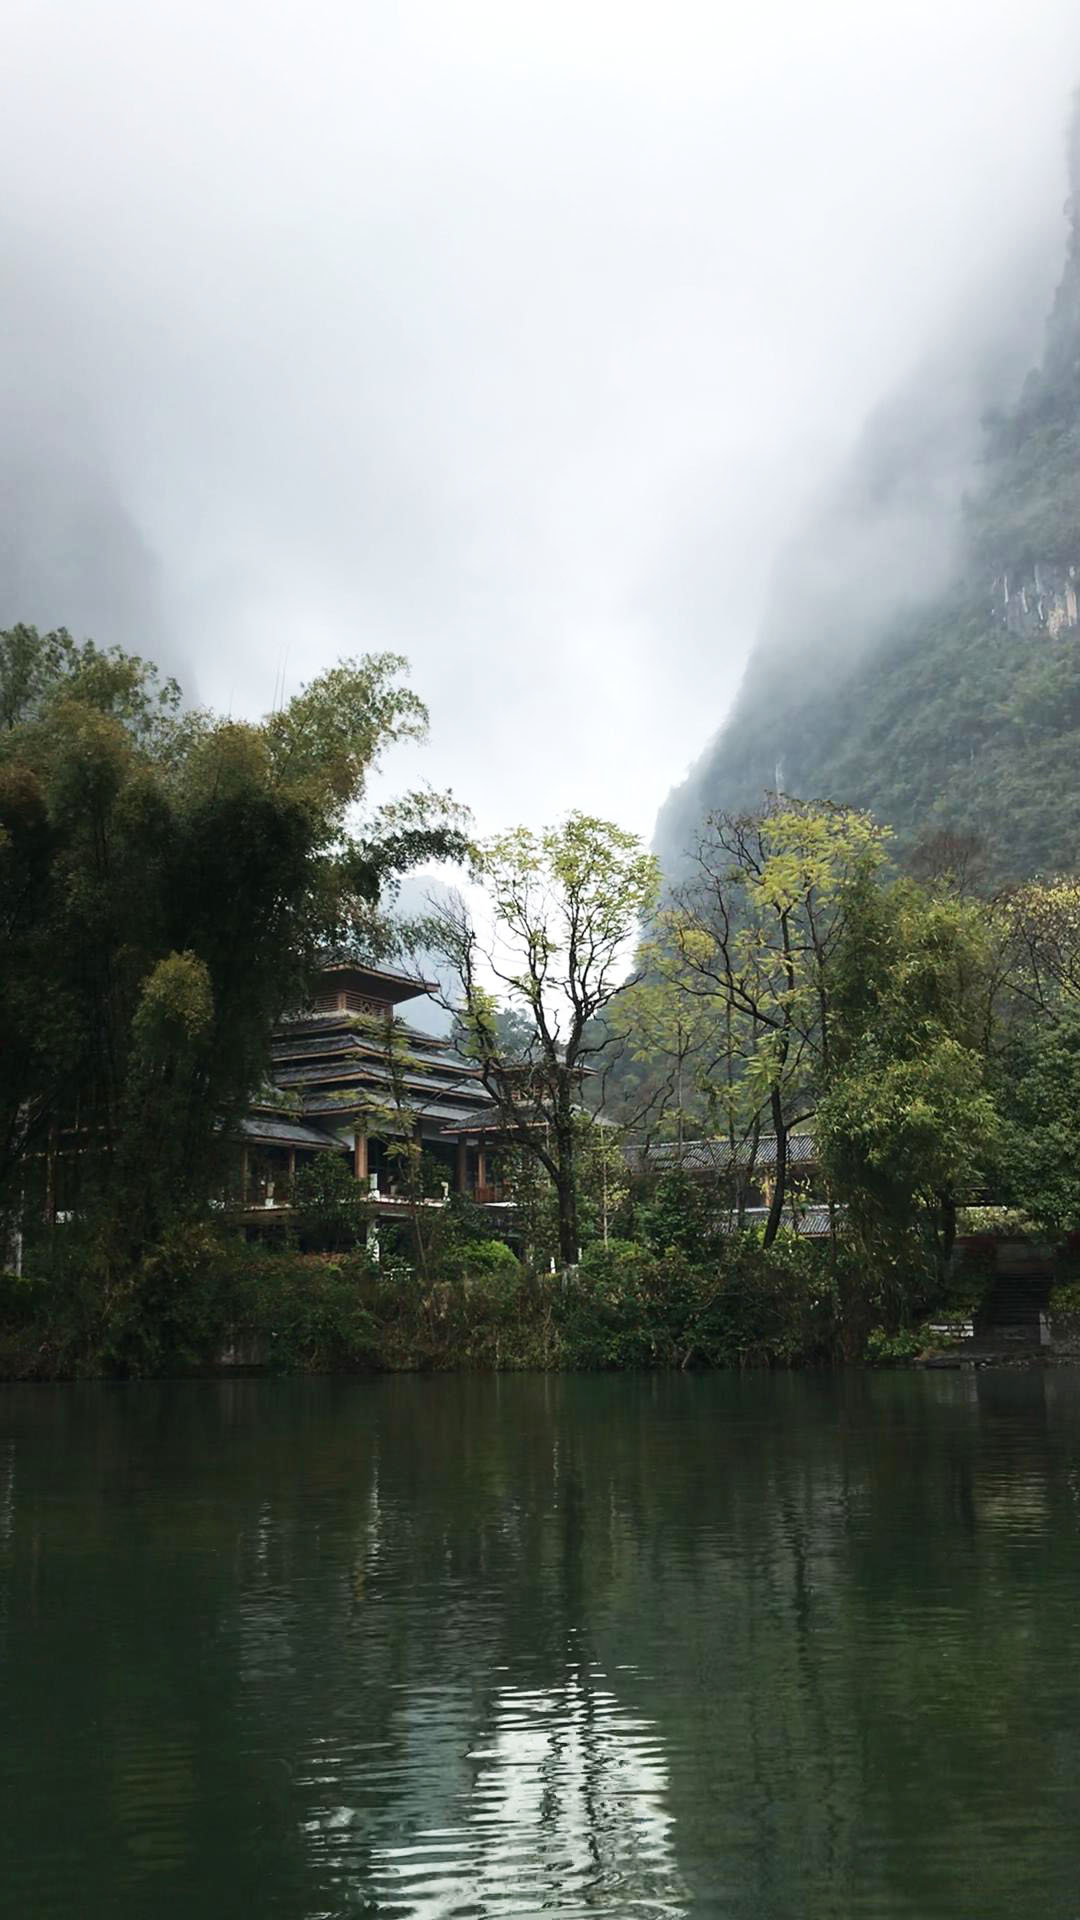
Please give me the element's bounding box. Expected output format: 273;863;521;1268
4;1372;1080;1917
362;1668;684;1917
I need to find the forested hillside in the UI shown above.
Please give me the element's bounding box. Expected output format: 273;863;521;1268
657;107;1080;883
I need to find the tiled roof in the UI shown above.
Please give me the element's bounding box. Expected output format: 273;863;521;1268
274;1061;488;1101
414;1100;498;1124
722;1204;833;1238
300;1095;490;1126
271;1029;477;1073
238;1115;344;1151
438;1110;509;1137
626;1132;817;1175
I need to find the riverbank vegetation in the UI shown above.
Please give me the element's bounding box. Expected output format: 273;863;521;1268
0;1202;964;1380
5;623;1080;1377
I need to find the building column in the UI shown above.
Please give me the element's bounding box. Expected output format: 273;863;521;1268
354;1129;368;1183
456;1139;467;1195
476;1143;487;1196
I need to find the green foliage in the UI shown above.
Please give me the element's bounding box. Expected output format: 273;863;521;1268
425;811;659;1265
628;800;890;1242
438;1237;520;1281
291;1154;371;1252
865;1326;926;1365
635;1167;736;1264
563;1234;839;1369
131;950;214;1055
0;1219;881;1379
993;1009;1080;1236
238;1252;380;1374
820;1040;996;1224
818;875;1000;1266
0;1269;48;1330
0;624;461;1268
1049;1279;1080;1318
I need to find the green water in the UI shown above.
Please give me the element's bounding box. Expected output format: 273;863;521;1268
2;1371;1080;1918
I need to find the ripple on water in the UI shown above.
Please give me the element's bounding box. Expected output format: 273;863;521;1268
295;1668;687;1918
7;1372;1080;1919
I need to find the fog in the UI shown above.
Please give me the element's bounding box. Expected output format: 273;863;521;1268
4;1;1080;837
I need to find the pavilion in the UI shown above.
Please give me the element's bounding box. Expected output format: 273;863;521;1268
238;962;504;1220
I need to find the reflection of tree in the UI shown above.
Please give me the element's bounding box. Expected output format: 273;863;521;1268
6;1371;1080;1917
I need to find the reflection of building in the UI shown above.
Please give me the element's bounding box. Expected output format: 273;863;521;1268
237;962;508;1222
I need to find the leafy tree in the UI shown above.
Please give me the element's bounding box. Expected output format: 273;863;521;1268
1002;879;1080;1009
424;813;659;1266
0;624;466;1272
291;1154;371;1253
611;929;717;1146
659;799;888;1245
992;1009;1080;1238
817;875;1001;1275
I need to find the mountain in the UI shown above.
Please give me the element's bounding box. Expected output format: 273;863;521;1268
656;105;1080;884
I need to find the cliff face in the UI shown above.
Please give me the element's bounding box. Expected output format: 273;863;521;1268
656;103;1080;883
992;563;1079;639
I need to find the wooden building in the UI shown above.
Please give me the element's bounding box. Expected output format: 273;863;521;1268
237;962;504;1221
625;1132;821;1206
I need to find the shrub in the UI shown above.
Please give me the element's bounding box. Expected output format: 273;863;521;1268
243;1253;379;1372
440;1237;520;1282
0;1210;957;1377
0;1269;47;1328
865;1325;926;1365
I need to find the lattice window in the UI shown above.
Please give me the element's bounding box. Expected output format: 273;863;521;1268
343;991;391;1017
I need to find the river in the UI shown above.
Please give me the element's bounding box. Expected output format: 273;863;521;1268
2;1371;1079;1917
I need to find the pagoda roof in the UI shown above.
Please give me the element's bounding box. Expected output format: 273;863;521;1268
275;1059;488;1100
271;1029;480;1077
313;961;436;1004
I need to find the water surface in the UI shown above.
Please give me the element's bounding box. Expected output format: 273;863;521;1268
2;1370;1080;1917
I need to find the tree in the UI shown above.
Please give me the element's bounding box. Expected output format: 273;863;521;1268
990;881;1080;1236
817;875;1001;1276
1002;879;1080;1011
659;799;888;1245
424;813;659;1266
610;927;716;1148
905;825;989;897
291;1153;371;1253
992;1008;1080;1238
0;625;466;1269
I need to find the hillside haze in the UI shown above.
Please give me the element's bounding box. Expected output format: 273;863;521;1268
656;105;1080;882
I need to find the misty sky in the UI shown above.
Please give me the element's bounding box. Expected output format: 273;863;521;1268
4;1;1080;840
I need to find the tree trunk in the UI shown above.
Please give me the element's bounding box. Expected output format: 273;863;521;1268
736;1114;761;1231
939;1190;957;1269
553;1117;581;1269
556;1174;579;1268
552;1082;580;1269
763;1089;787;1249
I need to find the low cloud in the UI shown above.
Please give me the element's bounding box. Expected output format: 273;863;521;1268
3;1;1079;835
